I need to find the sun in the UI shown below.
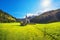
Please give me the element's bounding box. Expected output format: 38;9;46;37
40;0;52;12
42;0;51;7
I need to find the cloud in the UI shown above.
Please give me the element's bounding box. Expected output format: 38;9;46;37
23;13;39;18
27;13;39;17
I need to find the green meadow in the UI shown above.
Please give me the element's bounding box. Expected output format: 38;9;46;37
0;22;60;40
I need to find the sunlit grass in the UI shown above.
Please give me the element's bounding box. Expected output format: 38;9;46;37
0;22;60;40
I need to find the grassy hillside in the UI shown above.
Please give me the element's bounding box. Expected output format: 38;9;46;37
0;22;60;40
0;10;16;23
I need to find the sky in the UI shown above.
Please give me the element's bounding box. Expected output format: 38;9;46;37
0;0;60;18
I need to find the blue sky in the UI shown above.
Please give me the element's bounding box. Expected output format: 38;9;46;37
0;0;60;18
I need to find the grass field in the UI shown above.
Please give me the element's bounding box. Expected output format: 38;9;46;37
0;22;60;40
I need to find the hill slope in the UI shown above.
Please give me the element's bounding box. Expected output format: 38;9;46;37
0;10;16;22
30;9;60;23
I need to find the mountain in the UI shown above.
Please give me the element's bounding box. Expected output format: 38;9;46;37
30;9;60;23
0;10;16;23
1;9;60;23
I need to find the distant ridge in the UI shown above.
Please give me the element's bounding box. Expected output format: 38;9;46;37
0;10;16;23
30;9;60;23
